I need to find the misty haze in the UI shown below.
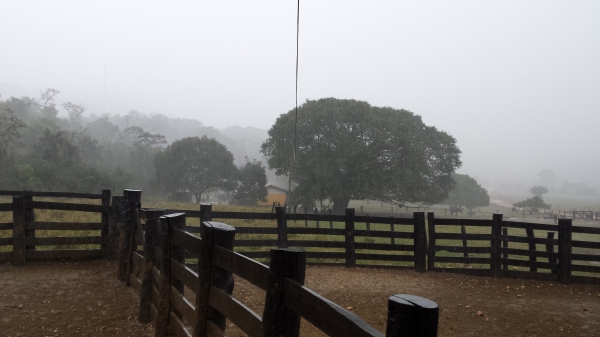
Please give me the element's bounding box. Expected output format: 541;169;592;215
1;1;599;337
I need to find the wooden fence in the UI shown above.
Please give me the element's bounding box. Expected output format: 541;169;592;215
427;213;600;284
158;205;428;271
118;194;439;337
0;189;111;265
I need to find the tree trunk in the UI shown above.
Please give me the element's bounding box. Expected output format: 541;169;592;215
332;197;351;215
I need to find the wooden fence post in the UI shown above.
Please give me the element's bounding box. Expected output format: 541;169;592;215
502;228;508;270
525;224;537;273
304;206;308;227
199;203;212;230
490;213;503;277
170;214;186;298
12;196;25;266
546;231;558;274
194;221;236;337
413;212;427;272
101;189;111;258
385;294;439;337
155;214;173;337
329;209;333;229
263;248;306;337
22;191;35;251
345;208;356;268
558;219;572;284
427;212;435;272
110;196;126;260
122;189;141;284
138;209;164;324
460;224;468;259
276;206;288;248
390;216;395;245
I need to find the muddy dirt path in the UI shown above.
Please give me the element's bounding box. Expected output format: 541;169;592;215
1;261;599;336
0;260;150;337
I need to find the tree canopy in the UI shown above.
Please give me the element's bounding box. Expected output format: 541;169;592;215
443;174;490;211
154;136;237;203
514;196;551;214
530;185;549;197
261;98;462;214
233;159;268;206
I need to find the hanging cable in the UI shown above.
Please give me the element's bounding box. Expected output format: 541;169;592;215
290;0;300;195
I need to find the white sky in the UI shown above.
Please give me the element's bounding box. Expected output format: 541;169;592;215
1;1;599;186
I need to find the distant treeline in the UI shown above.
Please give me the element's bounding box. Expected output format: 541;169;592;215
0;89;270;201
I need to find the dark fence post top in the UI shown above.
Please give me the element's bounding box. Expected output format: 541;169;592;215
386;294;439;337
203;221;236;232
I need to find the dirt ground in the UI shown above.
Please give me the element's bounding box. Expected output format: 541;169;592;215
0;260;151;337
1;261;600;337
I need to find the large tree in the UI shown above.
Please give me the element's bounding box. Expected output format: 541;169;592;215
530;185;549;197
514;196;551;214
443;174;490;211
261;98;462;214
154;136;237;203
233;159;268;206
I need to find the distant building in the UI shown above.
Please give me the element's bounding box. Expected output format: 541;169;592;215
257;185;287;206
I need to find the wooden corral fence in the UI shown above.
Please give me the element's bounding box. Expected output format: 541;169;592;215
119;190;439;337
427;213;600;284
159;205;427;271
0;190;111;265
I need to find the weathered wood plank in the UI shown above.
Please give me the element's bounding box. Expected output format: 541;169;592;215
0;203;12;212
571;253;600;262
502;221;557;231
131;251;144;269
214;211;277;220
355;242;414;251
169;311;193;337
170;286;196;326
129;273;142;294
434;218;493;227
500;258;554;269
287;227;345;236
500;247;554;258
571;240;600;249
500;235;556;245
355;216;413;225
571;226;600;235
434;256;491;264
28;222;103;231
431;267;493;276
436;245;491;254
31;191;103;199
435;233;492;240
170;226;202;255
355;253;414;262
212;246;270;291
354;230;414;239
209;285;264;337
0;222;13;230
24;249;103;259
31;201;103;213
24;236;103;246
291;214;345;222
236;251;271;259
282;278;384;337
171;259;199;294
0;237;14;246
571;264;600;273
305;251;346;259
287;240;345;249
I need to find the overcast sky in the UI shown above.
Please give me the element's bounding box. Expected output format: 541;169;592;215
1;1;599;187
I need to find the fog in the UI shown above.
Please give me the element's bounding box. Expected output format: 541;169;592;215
1;1;599;197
